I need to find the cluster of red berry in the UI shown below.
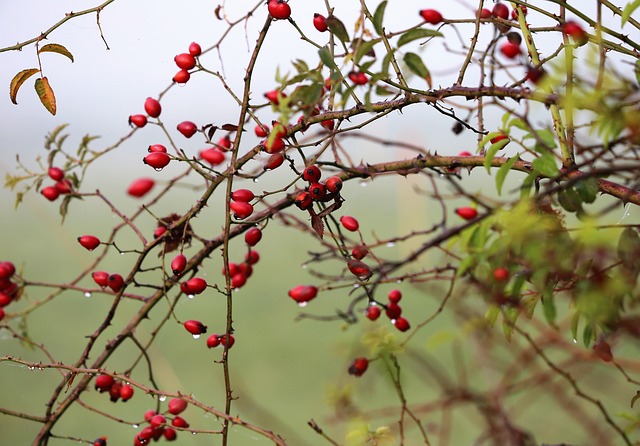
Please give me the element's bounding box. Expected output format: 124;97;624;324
0;261;19;321
221;231;262;289
133;398;190;445
92;271;125;293
94;374;135;403
172;42;201;85
183;320;235;350
294;165;343;211
365;289;411;332
40;166;74;202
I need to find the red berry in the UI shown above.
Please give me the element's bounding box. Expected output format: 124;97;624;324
109;381;122;402
183;320;207;335
351;245;369;260
263;136;285;153
264;153;285;170
478;8;492;19
365;305;381;321
264;89;285;105
348;357;369;377
268;0;291;20
222;262;239;278
302;165;322;183
150;414;166;428
245;227;262;246
41;186;60;201
492;3;509;20
144;410;157;422
220;334;235;348
385;302;402;319
0;262;16;280
144;97;161;118
172;69;190;84
271;121;287;138
231;273;247;288
78;235;101;251
388;289;402;303
348;71;368;85
172;416;189;429
254;124;269;137
321;119;334;131
143;152;171;170
92;271;109;288
288;285;318;303
525;65;546;85
148;144;168;153
94;374;115;392
347;259;373;281
325;176;342;194
129;114;148;128
500;41;521;59
562;21;589;46
163;427;177;441
419;9;443;25
54;179;73;194
308;182;326;201
171;254;187;275
199;147;226;166
493;267;510;282
394;317;411;332
92;436;107;446
245;250;260;265
154;226;167;238
216;135;232;151
107;274;125;292
127;178;155;198
206;334;221;348
177;121;198;138
174;53;196;70
48;167;64;181
168;398;188;415
188;41;202;57
0;292;12;307
294;191;313;210
340;215;360;232
184;277;207;295
455;207;478;220
119;383;134;401
231;189;255;202
230;201;254;220
313;13;328;32
137;426;154;442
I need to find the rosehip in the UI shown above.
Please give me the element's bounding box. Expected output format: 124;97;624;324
144;152;171;170
150;414;166;428
168;398;188;415
245;227;262;246
268;0;291;20
184;277;207;294
183;320;207;335
347;259;373;280
351;245;369;260
394;317;411;332
0;292;12;307
245;250;260;265
163;428;177;441
264;153;285;170
455;207;478;220
302;165;321;183
313;13;328;32
144;410;157;421
188;42;202;57
177;121;198;138
365;305;381;321
525;65;546;85
294;191;313;210
55;179;73;194
171;254;187;275
511;6;527;19
500;41;521;59
321;119;334;131
254;124;269;137
119;384;134;401
0;262;16;279
288;285;318;303
127;178;155;198
78;235;101;251
216;135;232;151
493;267;510;282
109;382;122;401
92;436;107;446
129;114;148;128
230;201;254;220
562;21;589;46
41;186;60;201
172;416;190;428
222;262;239;278
172;69;190;84
348;71;368;85
419;9;443;25
264;89;285;105
308;182;326;201
263;136;285;153
231;189;255;202
385;302;402;319
144;97;161;118
340;215;360;232
220;334;235;348
506;31;522;45
325;176;342;194
48;167;64;181
107;274;125;292
94;374;115;392
206;334;221;348
200;148;225;165
388;289;402;303
231;273;247;288
92;271;109;288
492;2;509;19
148;144;168;153
478;8;492;19
174;53;196;70
348;357;369;377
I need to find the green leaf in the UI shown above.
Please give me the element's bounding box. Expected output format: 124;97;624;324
397;28;442;47
478;131;503;151
622;0;640;26
326;15;350;43
635;59;640;87
531;153;559;177
318;46;337;70
38;43;74;62
483;138;510;173
541;287;557;325
617;227;640;272
582;322;594;348
574;177;599;204
372;0;387;35
9;68;39;105
402;52;431;87
34;77;57;115
557;187;583;213
485;305;500;327
570;312;580;343
495;155;520;195
353;39;379;64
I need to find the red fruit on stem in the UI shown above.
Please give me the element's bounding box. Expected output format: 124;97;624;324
0;262;16;280
220;334;235;348
150;414;166;428
129;114;148;128
144;152;171;170
94;374;115;392
92;271;109;288
302;165;322;183
263;136;285;153
264;152;285;170
506;31;522;45
78;235;101;251
288;285;318;303
254;124;269;137
216;135;232;151
174;53;196;70
230;201;254;220
340;215;360;232
562;21;589;46
148;144;167;153
199;148;225;166
313;13;328;32
500;41;521;59
127;178;155;198
168;398;188;415
222;262;239;278
183;320;207;335
206;334;221;348
478;8;492;19
492;2;509;19
231;273;247;288
271;121;287;138
163;428;177;441
41;186;60;201
231;189;255;202
245;250;260;265
144;97;162;118
347;259;373;280
493;267;510;282
294;191;313;210
177;121;198;138
48;167;64;181
365;305;381;321
419;9;443;25
107;274;125;292
185;277;207;294
325;176;342;194
308;182;326;201
171;254;187;275
321;119;335;131
455;207;478;220
172;416;189;428
55;179;73;194
394;317;411;332
172;69;190;84
525;65;546;85
188;42;202;57
385;302;402;319
351;245;369;260
92;436;107;446
388;289;402;303
245;227;262;246
348;357;369;377
268;0;291;20
119;384;134;401
348;71;368;85
0;292;12;307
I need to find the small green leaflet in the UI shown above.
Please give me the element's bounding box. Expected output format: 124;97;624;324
372;1;387;35
403;52;431;87
397;28;442;47
495;155;519;195
531;152;559;177
318;46;337;70
326;15;350;43
483;138;510;173
622;0;640;26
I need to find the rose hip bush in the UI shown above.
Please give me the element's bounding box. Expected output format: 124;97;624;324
3;1;640;445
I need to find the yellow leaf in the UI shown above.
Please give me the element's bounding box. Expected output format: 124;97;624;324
38;43;74;63
9;68;39;104
35;77;57;115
